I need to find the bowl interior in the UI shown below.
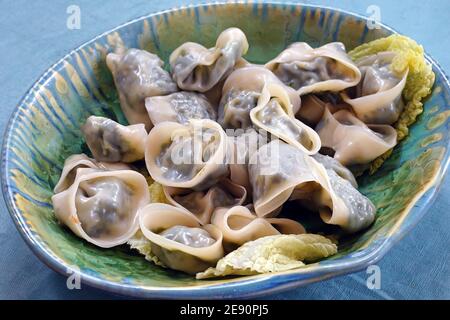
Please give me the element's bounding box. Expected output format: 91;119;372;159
3;2;449;298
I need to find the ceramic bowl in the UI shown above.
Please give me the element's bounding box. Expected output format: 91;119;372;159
2;1;449;299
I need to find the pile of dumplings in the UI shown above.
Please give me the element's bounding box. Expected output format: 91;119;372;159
52;27;410;276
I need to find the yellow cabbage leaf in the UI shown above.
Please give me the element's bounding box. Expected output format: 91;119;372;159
127;230;166;267
196;234;337;279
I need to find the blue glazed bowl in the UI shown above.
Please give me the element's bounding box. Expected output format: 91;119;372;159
2;1;449;299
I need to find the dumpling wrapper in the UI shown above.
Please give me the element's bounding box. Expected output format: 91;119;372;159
347;34;435;174
138;203;224;274
341;51;408;125
53;154;130;193
211;205;305;250
296;94;351;127
227;128;270;195
52;168;150;248
250;83;321;155
315;108;397;166
219;66;301;129
81;116;147;163
106;49;177;130
145;91;217;125
163;179;247;225
145;119;229;190
265;42;361;95
196;234;337;279
249;140;375;233
312;153;357;188
170;28;249;92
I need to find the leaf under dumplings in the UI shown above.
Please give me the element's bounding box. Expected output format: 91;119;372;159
196;234;337;279
348;35;435;174
127;230;166;267
148;181;169;204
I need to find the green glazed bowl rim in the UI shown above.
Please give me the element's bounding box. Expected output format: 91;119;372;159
2;1;450;299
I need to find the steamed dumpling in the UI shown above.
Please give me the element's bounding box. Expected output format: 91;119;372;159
265;42;361;95
145;119;229;190
341;51;408;124
163;179;247;225
249;140;375;233
53;154;129;193
296;94;350;127
81;116;147;163
211;205;305;250
145;91;217;125
227;128;269;195
312;153;357;188
170;28;249;92
159;226;216;248
107;49;177;130
250;83;321;155
138;203;224;274
52;168;150;247
315;108;397;166
219;66;301;129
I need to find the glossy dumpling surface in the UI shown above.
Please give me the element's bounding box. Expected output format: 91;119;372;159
53;154;129;193
107;49;177;130
163;179;247;225
249;140;375;232
312;153;357;188
250;83;321;155
145;119;229;190
145;91;217;125
81;116;147;163
211;205;305;250
266;42;361;95
138;203;224;274
315;108;397;166
342;51;408;124
218;66;301;129
170;28;249;92
52;168;150;247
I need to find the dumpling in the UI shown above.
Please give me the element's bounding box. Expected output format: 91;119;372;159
81;116;147;163
145;119;229;190
218;66;301;129
341;51;408;124
315;108;397;166
227;128;269;195
316;168;375;232
249;140;375;232
211;205;305;250
170;28;249;92
312;153;357;188
265;42;361;95
106;49;178;130
163;179;247;225
138;203;224;274
249;140;324;217
53;154;129;193
145;91;217;125
296;94;350;127
52;168;150;248
250;83;321;155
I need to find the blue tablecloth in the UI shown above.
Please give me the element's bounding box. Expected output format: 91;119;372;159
0;0;449;300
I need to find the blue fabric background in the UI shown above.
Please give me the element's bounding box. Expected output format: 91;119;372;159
0;0;448;300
